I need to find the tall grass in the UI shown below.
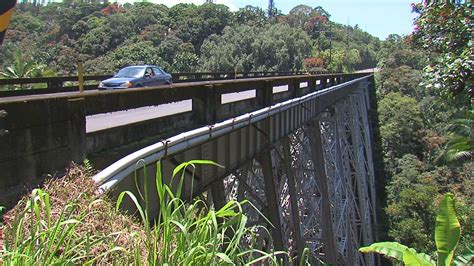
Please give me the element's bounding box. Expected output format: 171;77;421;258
0;161;312;264
1;189;124;265
117;160;297;265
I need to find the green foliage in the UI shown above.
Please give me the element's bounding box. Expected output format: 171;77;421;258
0;50;55;90
157;35;189;68
386;174;438;252
360;193;464;266
319;47;362;72
1;161;307;264
1;2;379;75
107;41;167;70
234;5;267;27
438;110;474;164
378;93;424;161
116;160;298;265
377;34;426;70
376;65;423;99
83;158;93;172
171;3;233;52
435;193;461;265
0;51;46;79
251;23;311;72
374;5;472;262
127;2;169;32
1;189;123;264
200;25;258;72
360;242;435;265
412;1;472;101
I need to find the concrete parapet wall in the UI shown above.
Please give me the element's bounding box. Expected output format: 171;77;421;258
0;97;85;206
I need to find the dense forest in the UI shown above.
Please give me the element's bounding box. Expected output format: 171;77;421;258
0;2;380;77
0;0;472;263
374;1;472;258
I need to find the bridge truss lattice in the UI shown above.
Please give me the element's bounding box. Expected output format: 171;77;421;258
215;87;377;265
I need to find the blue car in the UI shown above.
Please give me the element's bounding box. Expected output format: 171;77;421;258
98;65;172;90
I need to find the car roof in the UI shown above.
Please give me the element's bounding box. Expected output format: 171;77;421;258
122;65;161;68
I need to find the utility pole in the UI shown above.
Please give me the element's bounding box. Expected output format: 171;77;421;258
346;17;350;45
268;0;275;18
329;22;332;65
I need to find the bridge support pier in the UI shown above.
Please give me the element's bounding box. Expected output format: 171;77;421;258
282;137;305;261
307;121;338;265
258;149;285;253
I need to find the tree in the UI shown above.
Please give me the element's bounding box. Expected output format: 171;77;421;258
251;23;311;71
234;5;267;27
303;13;329;39
287;4;314;28
412;1;472;100
127;2;169;32
303;57;325;72
157;35;185;67
200;25;258;72
140;24;168;46
106;41;168;71
170;3;233;52
0;51;54;90
377;34;426;70
376;65;424;99
438;110;474;164
285;5;330;29
0;51;45;79
319;47;361;73
361;193;470;266
171;51;199;72
378;92;424;164
385;154;438;252
78;12;134;57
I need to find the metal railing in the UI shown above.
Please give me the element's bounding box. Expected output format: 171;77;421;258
0;71;329;97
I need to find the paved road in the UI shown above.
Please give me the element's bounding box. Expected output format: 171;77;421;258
86;89;259;133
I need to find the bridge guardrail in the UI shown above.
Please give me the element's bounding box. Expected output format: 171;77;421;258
0;71;329;97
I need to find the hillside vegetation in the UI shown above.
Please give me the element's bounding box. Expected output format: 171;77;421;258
374;1;472;259
0;2;379;78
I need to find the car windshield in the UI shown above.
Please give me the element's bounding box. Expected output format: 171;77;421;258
114;67;144;78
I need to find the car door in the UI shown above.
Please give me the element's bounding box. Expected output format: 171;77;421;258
143;67;156;86
153;67;168;85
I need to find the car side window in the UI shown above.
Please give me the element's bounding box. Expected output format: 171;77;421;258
153;67;164;75
145;67;154;77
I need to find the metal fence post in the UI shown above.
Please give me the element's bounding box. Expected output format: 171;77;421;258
78;61;84;93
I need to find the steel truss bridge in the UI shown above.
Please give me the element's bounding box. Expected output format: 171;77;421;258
0;72;379;264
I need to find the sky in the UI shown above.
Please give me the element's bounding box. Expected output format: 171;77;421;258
116;0;418;40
